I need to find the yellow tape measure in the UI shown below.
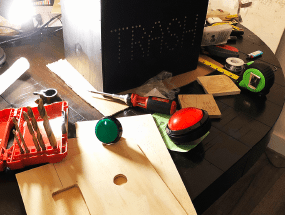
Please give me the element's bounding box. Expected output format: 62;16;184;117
198;57;240;80
211;22;243;31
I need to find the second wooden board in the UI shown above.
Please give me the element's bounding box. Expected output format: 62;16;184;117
178;94;221;118
197;75;241;96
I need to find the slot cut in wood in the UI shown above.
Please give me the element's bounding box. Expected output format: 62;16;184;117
52;184;90;215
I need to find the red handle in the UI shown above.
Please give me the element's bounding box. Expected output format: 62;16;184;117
130;94;149;108
131;94;177;115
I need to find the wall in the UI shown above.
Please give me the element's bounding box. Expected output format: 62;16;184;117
268;29;285;155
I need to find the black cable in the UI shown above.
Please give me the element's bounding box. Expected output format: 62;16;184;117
39;14;61;29
264;149;285;168
0;14;62;46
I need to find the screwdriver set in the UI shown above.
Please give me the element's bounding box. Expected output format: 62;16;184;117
0;101;68;171
90;91;177;115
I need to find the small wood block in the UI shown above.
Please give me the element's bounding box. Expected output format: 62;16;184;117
178;94;222;118
197;75;241;96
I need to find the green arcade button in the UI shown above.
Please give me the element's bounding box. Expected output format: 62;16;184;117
95;116;123;144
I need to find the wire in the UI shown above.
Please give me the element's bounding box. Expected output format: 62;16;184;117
40;14;61;29
0;14;62;46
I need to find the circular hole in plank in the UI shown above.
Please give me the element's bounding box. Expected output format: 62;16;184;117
114;174;127;185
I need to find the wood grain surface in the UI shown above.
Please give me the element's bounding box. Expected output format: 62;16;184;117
178;94;221;118
197;75;241;96
17;115;197;215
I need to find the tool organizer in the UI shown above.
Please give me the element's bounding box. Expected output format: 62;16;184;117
0;101;68;171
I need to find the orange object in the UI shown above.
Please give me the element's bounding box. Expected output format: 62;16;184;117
0;101;68;171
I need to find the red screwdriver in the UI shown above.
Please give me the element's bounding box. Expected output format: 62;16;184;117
90;91;177;115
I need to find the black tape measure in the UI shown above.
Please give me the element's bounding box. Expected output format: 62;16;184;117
198;57;275;96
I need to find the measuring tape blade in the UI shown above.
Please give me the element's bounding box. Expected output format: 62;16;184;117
198;57;240;80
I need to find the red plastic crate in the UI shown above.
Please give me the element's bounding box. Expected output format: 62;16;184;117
0;101;68;171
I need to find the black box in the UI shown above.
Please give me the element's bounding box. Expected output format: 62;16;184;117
61;0;209;93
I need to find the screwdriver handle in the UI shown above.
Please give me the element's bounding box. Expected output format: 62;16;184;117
130;94;177;115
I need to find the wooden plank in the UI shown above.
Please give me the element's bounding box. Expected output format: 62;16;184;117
47;59;128;117
17;115;197;215
162;55;224;90
197;75;241;96
16;164;63;215
54;139;187;215
53;185;90;215
75;114;197;215
178;94;221;118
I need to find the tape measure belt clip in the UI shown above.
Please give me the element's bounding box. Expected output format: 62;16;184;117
239;62;275;94
239;69;265;92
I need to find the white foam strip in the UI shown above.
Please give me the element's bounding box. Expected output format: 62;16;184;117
0;57;30;95
46;59;128;116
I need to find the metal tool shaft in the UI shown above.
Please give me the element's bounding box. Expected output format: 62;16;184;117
27;106;46;150
38;99;57;149
89;91;129;104
13;130;24;154
12;117;30;153
23;111;41;151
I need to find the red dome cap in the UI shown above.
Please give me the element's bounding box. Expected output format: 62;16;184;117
168;107;204;131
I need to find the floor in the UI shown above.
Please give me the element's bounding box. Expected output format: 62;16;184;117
202;147;285;215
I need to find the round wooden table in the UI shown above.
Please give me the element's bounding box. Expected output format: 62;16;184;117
0;23;284;215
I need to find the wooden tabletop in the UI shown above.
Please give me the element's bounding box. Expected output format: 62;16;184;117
0;24;284;215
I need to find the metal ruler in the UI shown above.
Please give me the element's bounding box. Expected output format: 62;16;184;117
198;57;240;80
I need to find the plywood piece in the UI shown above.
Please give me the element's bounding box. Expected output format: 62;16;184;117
56;140;187;215
16;164;64;215
178;94;221;118
17;139;187;215
17;115;197;215
75;114;197;215
47;59;128;116
52;185;90;215
197;75;241;96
